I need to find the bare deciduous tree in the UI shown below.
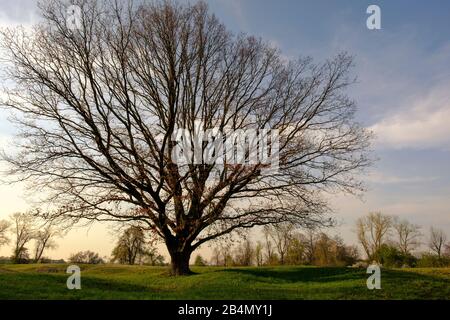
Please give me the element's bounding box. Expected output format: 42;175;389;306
392;217;421;255
301;228;318;265
444;243;450;258
210;242;234;266
313;232;335;266
210;246;221;266
33;222;60;263
10;212;36;263
111;226;147;265
233;238;254;266
111;225;162;265
264;223;294;265
255;240;264;266
194;254;206;266
429;227;447;258
285;233;305;265
356;212;392;261
0;220;10;247
139;245;165;266
313;233;359;266
0;0;371;274
263;226;278;265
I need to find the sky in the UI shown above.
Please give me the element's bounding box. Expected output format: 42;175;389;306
0;0;449;261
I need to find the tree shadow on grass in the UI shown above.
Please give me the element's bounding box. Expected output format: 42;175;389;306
220;267;450;286
215;267;450;299
219;267;366;283
0;272;167;299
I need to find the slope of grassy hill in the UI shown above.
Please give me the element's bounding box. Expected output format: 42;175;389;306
0;264;449;300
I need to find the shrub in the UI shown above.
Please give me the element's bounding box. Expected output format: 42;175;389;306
417;253;450;268
194;255;207;266
374;244;417;268
68;251;105;264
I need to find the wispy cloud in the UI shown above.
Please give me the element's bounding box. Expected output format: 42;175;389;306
370;83;450;150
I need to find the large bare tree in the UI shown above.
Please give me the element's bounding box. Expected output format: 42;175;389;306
0;0;371;274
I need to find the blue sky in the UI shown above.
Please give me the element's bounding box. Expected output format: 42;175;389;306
0;0;449;259
205;0;450;242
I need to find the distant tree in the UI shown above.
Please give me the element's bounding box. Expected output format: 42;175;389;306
233;239;254;266
285;233;305;265
340;245;360;266
417;253;450;268
264;223;294;265
0;220;10;248
40;257;66;264
10;212;36;263
111;245;129;265
374;244;417;268
210;243;234;266
69;250;104;264
111;225;165;265
356;212;392;261
111;226;147;265
141;248;165;266
225;254;234;267
33;221;61;263
263;228;278;265
218;243;234;267
313;233;336;266
255;241;264;266
210;247;221;266
444;243;450;258
333;236;359;266
301;228;318;265
194;255;207;266
304;233;358;267
429;227;447;258
392;218;421;255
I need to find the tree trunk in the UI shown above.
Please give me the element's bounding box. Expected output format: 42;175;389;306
169;248;193;276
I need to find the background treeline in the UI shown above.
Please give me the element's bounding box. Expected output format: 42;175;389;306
200;212;450;268
0;213;167;266
1;212;449;268
206;224;359;267
355;212;450;267
0;212;63;264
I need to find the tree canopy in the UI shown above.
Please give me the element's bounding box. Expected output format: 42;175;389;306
0;0;372;274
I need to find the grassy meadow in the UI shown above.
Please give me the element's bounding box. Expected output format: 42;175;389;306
0;264;449;300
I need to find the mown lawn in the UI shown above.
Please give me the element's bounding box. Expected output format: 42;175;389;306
0;264;449;299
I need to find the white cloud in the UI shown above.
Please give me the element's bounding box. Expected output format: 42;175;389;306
326;17;450;153
370;84;450;150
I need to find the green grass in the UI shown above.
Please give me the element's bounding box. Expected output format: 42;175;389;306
0;264;449;299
